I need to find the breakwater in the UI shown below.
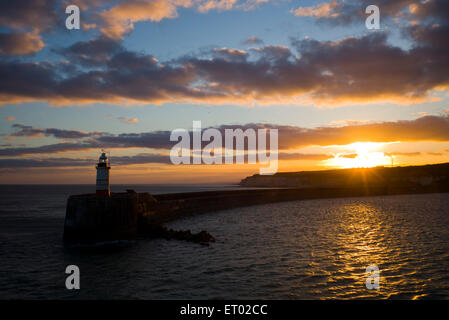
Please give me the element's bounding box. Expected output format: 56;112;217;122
64;180;449;246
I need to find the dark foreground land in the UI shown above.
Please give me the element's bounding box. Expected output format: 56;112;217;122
64;163;449;246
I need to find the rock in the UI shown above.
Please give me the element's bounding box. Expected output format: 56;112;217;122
138;220;215;245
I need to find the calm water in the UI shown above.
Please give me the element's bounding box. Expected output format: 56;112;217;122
0;185;448;299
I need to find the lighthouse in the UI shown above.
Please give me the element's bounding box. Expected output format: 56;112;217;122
96;152;110;196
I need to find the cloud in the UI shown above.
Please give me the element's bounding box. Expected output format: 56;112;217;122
292;0;340;18
10;123;93;139
0;151;333;169
385;152;422;157
211;47;248;61
0;153;172;168
0;30;44;56
249;45;291;60
0;142;100;157
2;29;447;107
118;117;139;124
195;0;269;13
197;0;238;13
94;131;174;150
0;0;59;31
278;153;332;161
0;158;93;168
291;0;448;26
2;1;448;107
0;0;271;60
274;115;449;149
0;0;62;55
341;153;358;159
243;36;264;45
81;0;274;39
97;0;193;39
55;36;124;67
0;0;274;41
3;115;449;157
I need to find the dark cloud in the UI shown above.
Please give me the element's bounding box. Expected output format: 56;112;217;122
292;0;449;40
107;50;159;70
111;153;172;165
0;152;333;169
0;158;92;168
406;23;449;51
95;131;174;149
407;0;449;22
2;115;449;157
11;123;96;139
56;36;125;67
0;142;100;156
1;25;447;106
0;30;44;56
0;60;59;101
250;45;291;61
0;0;61;55
289;33;441;102
0;153;171;168
278;153;332;161
0;0;60;31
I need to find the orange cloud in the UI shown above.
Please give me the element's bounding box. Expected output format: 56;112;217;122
0;29;44;55
98;0;190;39
197;0;237;13
292;0;340;18
119;117;139;124
95;0;272;39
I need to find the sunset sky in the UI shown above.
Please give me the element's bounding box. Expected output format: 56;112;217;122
0;0;448;184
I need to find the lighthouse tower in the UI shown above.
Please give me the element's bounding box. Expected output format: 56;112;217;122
96;152;110;196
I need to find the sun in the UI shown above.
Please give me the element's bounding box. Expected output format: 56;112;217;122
324;142;392;168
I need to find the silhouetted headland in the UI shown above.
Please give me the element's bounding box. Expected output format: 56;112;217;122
64;163;449;246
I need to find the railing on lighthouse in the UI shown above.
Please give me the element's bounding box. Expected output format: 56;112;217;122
96;151;111;196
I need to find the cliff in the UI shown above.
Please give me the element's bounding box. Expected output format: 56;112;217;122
239;163;449;188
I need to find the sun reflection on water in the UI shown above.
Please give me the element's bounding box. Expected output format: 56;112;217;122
311;200;435;299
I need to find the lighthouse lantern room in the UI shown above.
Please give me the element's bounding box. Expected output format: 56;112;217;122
96;152;111;196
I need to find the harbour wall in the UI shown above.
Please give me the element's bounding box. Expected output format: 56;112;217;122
64;181;449;245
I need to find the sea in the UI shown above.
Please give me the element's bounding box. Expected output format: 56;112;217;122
0;184;448;299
